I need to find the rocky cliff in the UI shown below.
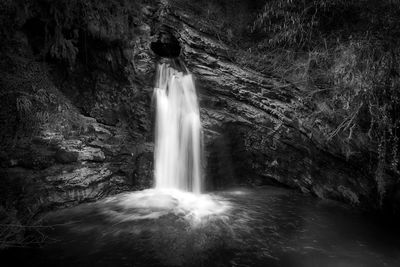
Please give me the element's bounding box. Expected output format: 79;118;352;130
0;0;398;222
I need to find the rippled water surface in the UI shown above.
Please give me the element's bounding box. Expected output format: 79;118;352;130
4;186;400;267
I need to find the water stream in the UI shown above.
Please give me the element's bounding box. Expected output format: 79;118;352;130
153;63;203;194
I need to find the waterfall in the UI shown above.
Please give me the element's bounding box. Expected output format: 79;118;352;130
153;63;203;194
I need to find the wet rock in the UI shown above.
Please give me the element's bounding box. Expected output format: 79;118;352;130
77;147;105;162
55;139;105;163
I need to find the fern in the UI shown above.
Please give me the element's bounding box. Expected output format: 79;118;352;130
16;96;32;114
49;33;79;66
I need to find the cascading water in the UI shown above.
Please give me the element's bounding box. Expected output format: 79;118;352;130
153;63;203;194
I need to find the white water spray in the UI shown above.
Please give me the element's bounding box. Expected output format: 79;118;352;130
153;63;203;194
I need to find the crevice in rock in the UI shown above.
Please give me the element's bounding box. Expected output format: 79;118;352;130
150;26;181;58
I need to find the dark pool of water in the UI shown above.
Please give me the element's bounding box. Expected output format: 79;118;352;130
3;186;400;267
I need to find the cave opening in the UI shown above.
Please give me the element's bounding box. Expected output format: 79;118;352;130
150;28;181;58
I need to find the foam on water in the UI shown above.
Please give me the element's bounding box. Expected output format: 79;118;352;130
101;189;231;226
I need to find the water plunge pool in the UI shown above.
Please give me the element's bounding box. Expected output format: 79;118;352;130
3;186;400;267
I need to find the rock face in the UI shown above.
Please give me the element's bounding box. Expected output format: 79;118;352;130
1;114;154;212
153;5;383;211
0;0;398;216
0;1;155;213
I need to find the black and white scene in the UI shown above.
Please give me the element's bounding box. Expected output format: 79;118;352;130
1;0;400;266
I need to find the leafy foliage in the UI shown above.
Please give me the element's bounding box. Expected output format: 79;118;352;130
252;0;359;49
169;0;263;45
49;30;79;66
247;0;400;202
1;0;154;66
